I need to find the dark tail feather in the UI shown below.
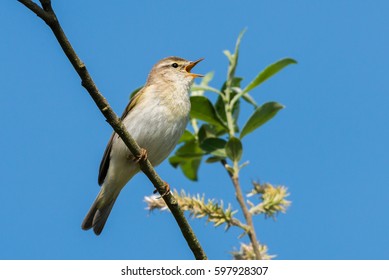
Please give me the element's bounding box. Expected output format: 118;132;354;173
81;196;117;236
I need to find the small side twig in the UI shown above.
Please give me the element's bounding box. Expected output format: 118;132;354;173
18;0;206;260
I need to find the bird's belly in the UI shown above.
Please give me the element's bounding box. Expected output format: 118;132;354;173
135;117;187;166
118;104;188;167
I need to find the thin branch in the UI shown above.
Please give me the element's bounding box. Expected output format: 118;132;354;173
18;0;207;260
221;159;262;259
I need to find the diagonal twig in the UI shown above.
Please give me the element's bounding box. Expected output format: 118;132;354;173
17;0;207;260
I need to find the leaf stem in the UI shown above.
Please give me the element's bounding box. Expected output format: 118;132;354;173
225;103;236;136
190;118;199;136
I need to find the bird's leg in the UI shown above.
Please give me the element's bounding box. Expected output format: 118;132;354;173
128;148;148;163
153;181;171;198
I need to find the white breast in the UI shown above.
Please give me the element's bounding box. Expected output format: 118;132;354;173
115;83;191;167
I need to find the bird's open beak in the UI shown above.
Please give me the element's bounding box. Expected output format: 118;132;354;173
185;58;204;78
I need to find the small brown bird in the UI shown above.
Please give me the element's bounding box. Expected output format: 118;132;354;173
82;56;203;235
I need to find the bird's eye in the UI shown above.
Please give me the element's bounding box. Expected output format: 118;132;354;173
171;63;179;68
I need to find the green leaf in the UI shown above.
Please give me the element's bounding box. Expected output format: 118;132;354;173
205;156;225;164
226;137;243;162
178;130;195;144
190;96;227;128
169;156;201;181
239;161;250;169
243;58;297;94
225;28;247;81
198;124;217;143
169;139;203;181
200;137;227;158
240;102;285;139
169;155;183;168
180;157;202;181
175;139;204;157
198;123;228;141
215;95;227;122
223;50;233;61
242;92;257;107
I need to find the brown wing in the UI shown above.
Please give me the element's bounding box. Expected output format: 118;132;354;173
98;132;115;186
97;87;145;186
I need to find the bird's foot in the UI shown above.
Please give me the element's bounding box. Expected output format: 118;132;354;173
131;148;148;163
154;182;171;199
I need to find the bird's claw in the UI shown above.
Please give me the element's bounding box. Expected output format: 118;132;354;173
132;148;148;163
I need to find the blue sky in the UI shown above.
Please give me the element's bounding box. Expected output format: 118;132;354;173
1;1;389;260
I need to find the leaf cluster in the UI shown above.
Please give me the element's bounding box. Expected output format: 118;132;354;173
169;29;296;180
